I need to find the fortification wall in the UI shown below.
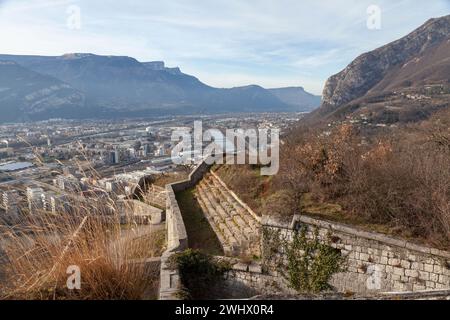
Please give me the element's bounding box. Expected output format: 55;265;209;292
158;160;212;299
160;157;449;298
262;214;450;294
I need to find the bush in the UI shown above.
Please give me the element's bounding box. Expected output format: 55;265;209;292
281;114;450;247
168;249;230;299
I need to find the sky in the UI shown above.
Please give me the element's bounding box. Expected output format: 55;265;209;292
0;0;449;95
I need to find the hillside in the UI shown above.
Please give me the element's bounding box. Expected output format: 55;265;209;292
312;14;450;123
213;15;450;248
0;60;85;122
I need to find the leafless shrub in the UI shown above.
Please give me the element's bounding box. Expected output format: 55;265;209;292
214;111;450;247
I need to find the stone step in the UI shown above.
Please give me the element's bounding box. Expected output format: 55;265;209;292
205;190;252;239
204;179;239;210
218;222;238;246
198;187;240;241
203;177;259;234
194;174;261;256
198;185;251;247
205;176;255;220
196;189;239;254
196;193;228;248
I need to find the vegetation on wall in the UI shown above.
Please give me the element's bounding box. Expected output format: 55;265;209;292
262;226;345;293
284;227;345;293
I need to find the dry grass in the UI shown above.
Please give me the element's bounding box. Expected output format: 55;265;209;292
152;171;189;187
0;149;164;300
125;228;166;260
0;199;161;300
214;164;272;215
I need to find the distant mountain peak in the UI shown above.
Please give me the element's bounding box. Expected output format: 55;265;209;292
143;61;165;70
0;52;317;122
320;14;450;107
142;61;183;75
269;86;305;91
268;87;321;112
232;84;264;90
313;14;450;123
61;53;96;59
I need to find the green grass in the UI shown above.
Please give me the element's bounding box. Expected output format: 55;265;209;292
176;188;224;256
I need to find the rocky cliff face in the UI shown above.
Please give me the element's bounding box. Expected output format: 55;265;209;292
321;15;450;109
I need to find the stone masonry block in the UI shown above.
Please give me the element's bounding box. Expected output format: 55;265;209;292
249;263;262;274
360;253;369;261
389;258;400;266
411;262;424;270
393;267;404;276
424;264;434;273
400;260;411;269
433;265;442;273
419;271;430;281
405;269;419;278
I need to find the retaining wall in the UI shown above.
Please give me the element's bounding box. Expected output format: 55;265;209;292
158;160;212;299
262;214;450;294
221;259;450;299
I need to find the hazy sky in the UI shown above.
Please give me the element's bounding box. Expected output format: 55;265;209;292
0;0;449;94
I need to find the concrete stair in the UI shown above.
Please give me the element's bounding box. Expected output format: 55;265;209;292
195;173;260;256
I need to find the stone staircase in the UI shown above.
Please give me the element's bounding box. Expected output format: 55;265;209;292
195;172;260;256
144;184;167;208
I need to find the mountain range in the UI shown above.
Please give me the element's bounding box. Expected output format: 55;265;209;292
0;53;320;123
311;14;450;124
6;13;448;125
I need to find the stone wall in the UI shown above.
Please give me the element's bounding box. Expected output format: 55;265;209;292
158;160;212;299
222;261;450;299
118;199;164;225
220;259;295;297
262;214;450;294
169;161;211;193
195;172;261;256
159;156;450;298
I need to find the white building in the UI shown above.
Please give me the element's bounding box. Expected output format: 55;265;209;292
26;187;44;212
2;190;21;216
54;174;81;192
50;194;68;214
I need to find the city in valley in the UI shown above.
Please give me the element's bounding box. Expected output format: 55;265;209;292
0;113;301;221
